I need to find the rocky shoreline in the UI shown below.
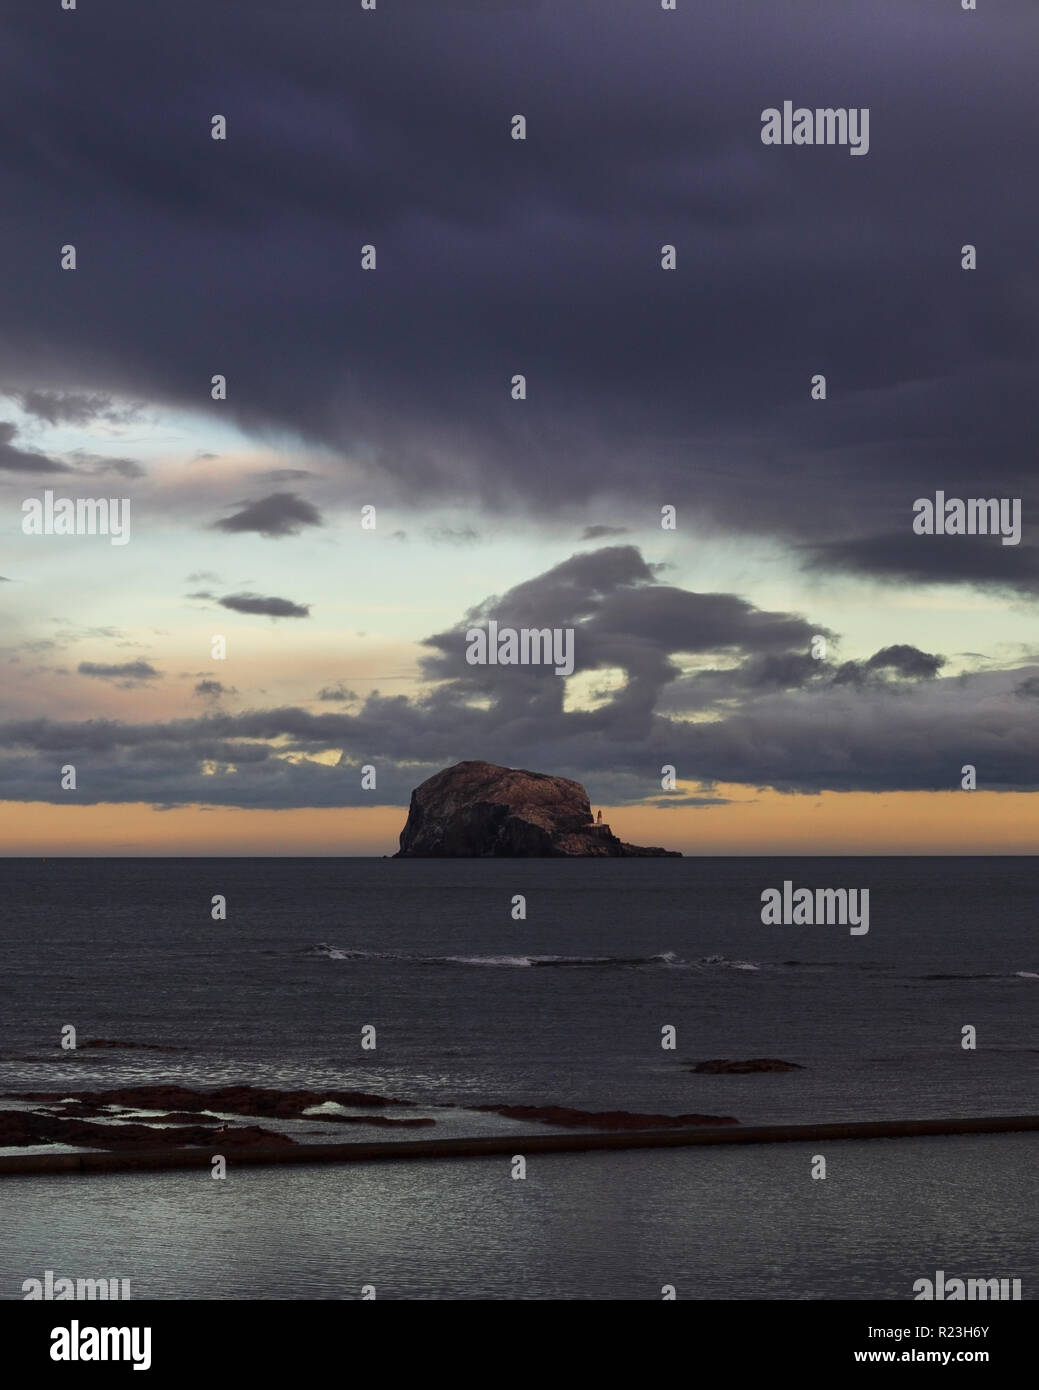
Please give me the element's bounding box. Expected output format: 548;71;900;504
3;1063;1037;1175
0;1045;823;1155
0;1083;734;1152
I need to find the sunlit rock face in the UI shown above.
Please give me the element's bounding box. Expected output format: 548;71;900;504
394;761;681;858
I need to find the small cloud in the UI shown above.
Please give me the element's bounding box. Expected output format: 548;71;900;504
6;389;140;427
218;592;310;619
865;644;945;679
186;571;221;584
425;525;479;546
317;683;357;703
78;660;161;687
251;468;314;482
186;590;215;601
833;644;946;686
389;529;407;542
213;491;322;538
581;524;630;540
194;679;236;700
192;451;219;461
649;795;734;808
67;449;146;479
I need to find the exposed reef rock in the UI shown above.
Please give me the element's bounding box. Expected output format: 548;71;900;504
395;761;682;857
14;1084;414;1117
0;1083;433;1151
0;1110;294;1150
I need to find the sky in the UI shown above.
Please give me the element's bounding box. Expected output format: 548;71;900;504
1;0;1037;855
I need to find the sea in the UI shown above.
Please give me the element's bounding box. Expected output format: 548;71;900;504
0;856;1035;1300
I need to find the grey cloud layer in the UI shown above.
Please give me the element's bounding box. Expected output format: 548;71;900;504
78;660;161;687
3;547;1036;808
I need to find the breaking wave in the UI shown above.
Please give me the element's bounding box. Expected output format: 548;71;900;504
307;944;762;971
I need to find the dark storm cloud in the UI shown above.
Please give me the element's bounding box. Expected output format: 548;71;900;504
78;660;161;686
420;548;825;727
806;535;1039;596
1;1;1037;589
650;636;947;711
2;661;1036;808
218;592;311;618
0;423;70;474
4;547;1034;808
213;491;323;537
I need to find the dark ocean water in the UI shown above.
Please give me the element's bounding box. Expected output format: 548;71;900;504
0;857;1035;1299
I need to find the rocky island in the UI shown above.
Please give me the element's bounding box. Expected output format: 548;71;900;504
394;760;682;857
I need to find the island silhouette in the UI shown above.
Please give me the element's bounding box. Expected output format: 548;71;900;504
394;760;682;857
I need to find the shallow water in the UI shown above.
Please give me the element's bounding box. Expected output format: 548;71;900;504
2;1135;1036;1300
